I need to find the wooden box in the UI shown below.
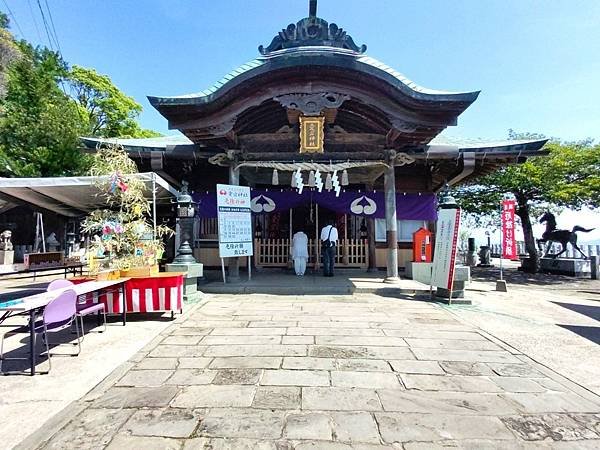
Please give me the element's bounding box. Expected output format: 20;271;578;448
24;252;64;269
96;269;121;281
120;265;159;278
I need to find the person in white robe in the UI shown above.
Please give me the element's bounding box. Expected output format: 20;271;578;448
291;230;309;276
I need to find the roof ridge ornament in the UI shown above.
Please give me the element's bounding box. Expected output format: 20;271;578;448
258;0;367;55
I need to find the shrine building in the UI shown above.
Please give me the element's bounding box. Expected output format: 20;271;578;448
81;1;547;280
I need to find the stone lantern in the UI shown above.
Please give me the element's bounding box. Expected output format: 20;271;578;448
173;181;197;264
166;181;203;302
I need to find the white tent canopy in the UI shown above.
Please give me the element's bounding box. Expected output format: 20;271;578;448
0;172;179;217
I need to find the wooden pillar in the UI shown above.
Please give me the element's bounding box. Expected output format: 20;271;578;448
366;184;377;272
228;164;240;282
384;163;399;282
314;203;320;270
343;214;349;266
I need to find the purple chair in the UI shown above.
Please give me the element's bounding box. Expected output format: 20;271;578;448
47;279;106;339
47;279;75;291
1;289;80;374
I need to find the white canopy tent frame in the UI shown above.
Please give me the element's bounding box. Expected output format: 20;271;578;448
0;174;179;232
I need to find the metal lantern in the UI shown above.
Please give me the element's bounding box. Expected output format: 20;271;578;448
173;181;198;264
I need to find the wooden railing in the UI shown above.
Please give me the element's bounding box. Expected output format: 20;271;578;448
200;218;218;239
254;239;290;267
254;238;368;268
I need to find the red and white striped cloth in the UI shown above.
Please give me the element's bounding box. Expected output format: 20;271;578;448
125;275;183;313
73;275;183;314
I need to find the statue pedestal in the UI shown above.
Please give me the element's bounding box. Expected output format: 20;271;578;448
434;266;471;304
0;250;14;265
165;262;204;303
405;262;432;284
540;258;591;278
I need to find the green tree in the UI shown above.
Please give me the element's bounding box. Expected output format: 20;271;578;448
0;14;159;177
455;134;600;272
0;41;89;176
0;12;20;98
68;65;160;138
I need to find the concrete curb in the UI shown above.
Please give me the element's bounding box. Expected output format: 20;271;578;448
201;286;354;295
13;296;211;450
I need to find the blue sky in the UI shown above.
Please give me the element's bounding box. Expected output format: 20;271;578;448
3;0;599;142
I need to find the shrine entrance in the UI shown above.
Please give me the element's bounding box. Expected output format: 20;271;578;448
252;201;369;270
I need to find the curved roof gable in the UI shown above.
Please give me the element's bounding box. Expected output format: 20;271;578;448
149;48;478;108
148;4;480;147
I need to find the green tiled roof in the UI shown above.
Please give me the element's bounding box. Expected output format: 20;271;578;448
149;47;477;105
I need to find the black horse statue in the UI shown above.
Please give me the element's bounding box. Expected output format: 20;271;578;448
538;211;594;259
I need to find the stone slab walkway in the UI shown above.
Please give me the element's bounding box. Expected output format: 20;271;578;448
199;270;429;296
25;293;600;449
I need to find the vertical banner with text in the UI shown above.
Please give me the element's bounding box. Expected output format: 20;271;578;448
501;199;517;260
431;207;462;290
217;184;254;258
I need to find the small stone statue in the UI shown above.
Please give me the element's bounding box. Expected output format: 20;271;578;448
0;230;14;265
477;246;492;267
0;230;13;251
46;232;60;252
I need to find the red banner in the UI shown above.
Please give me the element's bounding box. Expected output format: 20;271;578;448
501;200;517;260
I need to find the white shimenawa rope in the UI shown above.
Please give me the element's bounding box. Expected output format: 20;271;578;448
235;161;390;172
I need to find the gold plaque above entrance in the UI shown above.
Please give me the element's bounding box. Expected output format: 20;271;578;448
299;115;325;153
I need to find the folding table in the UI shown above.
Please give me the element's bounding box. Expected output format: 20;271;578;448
0;278;129;375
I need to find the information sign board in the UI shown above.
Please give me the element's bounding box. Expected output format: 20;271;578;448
431;207;461;290
216;184;253;258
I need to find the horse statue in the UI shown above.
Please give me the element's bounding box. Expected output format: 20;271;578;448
538;211;594;259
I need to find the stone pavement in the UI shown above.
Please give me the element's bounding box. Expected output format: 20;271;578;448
199;269;429;296
25;293;600;449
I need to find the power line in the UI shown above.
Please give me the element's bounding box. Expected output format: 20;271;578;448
27;0;43;43
35;0;68;95
35;0;55;51
1;0;26;38
43;0;61;54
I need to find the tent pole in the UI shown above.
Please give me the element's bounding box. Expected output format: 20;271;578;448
40;213;46;253
34;212;40;253
152;173;157;239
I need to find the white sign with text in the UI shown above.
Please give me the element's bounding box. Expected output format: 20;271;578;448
431;207;461;290
217;184;254;258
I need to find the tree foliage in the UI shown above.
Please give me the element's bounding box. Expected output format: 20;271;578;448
0;40;88;176
0;12;19;98
0;14;158;177
454;133;600;271
68;66;160;138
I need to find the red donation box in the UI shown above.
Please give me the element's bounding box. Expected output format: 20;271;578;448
413;227;433;262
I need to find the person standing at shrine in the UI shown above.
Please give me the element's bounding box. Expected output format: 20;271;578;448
320;219;338;277
291;229;309;276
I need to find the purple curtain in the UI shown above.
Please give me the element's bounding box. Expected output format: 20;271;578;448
194;189;437;221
